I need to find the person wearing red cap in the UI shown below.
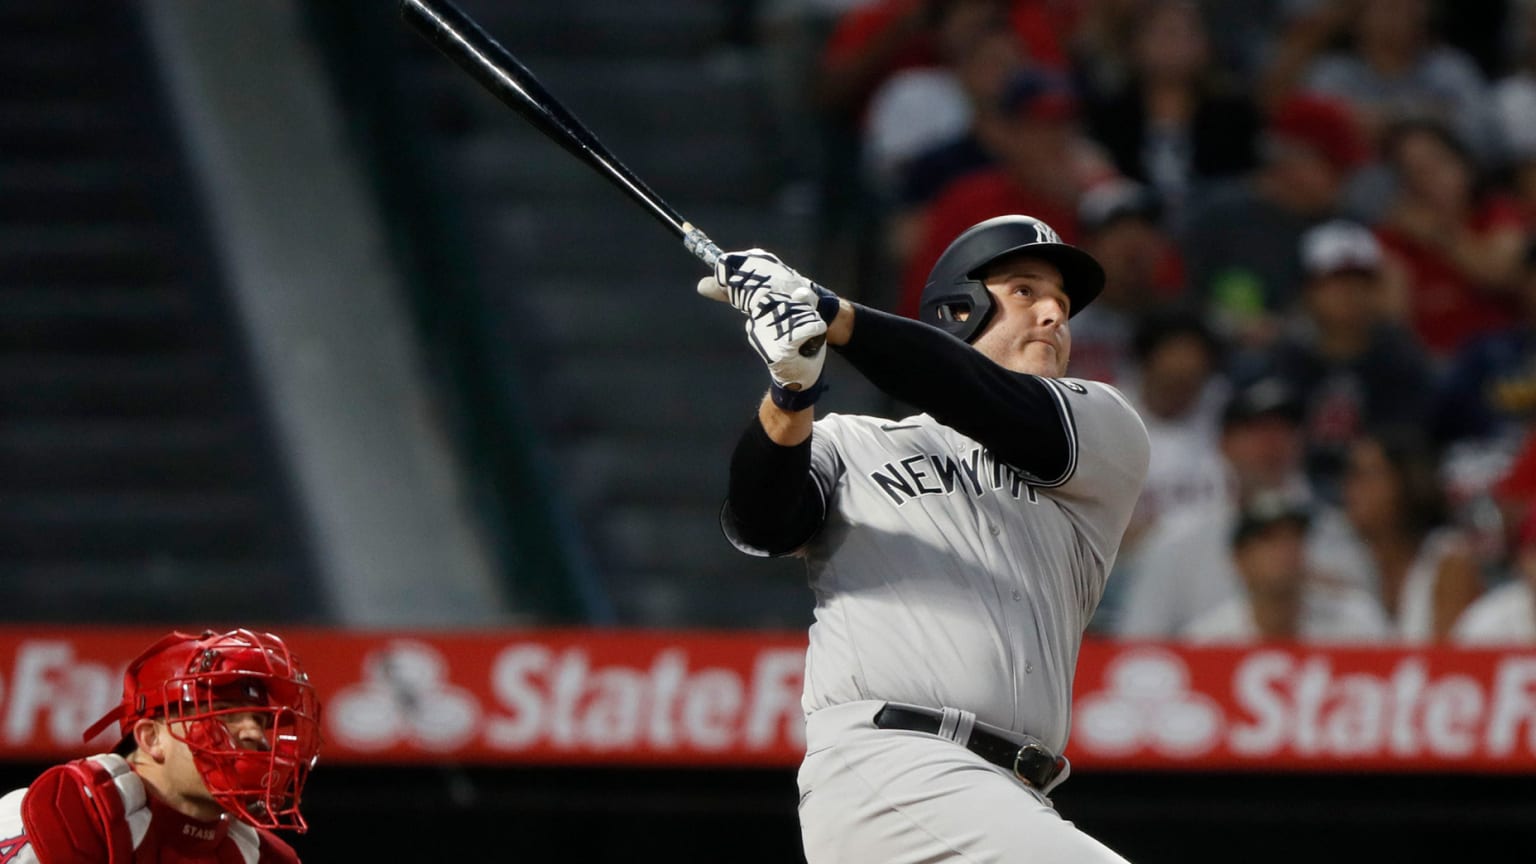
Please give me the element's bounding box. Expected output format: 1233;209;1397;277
898;66;1116;317
0;629;320;863
1181;93;1369;350
1453;506;1536;643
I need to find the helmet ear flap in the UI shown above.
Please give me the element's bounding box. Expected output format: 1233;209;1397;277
919;280;995;343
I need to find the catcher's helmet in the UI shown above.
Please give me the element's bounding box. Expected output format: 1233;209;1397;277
83;629;321;832
918;214;1105;343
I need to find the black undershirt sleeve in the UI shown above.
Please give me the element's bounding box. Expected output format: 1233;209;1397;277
834;304;1071;481
724;417;827;555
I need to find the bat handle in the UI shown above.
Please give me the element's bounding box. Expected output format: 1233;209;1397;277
681;222;723;270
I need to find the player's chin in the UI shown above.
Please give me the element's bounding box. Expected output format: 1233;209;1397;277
1012;344;1066;378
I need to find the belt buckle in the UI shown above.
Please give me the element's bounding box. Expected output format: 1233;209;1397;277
1011;741;1057;788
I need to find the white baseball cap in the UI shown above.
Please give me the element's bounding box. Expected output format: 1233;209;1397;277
1301;220;1382;277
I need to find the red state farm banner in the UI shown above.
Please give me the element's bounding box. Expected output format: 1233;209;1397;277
0;628;809;767
0;628;1532;773
1070;642;1536;773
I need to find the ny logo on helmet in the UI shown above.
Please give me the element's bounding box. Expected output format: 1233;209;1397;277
1034;222;1061;245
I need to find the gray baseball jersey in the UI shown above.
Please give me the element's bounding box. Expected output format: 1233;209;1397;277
738;378;1148;753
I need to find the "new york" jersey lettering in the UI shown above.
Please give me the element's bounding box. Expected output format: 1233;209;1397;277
869;447;1040;505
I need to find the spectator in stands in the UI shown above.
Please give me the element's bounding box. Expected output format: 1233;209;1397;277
1067;0;1142;99
1116;377;1370;638
897;66;1115;316
1122;310;1228;540
1264;0;1495;155
1182;490;1390;643
1338;429;1483;642
1453;506;1536;644
1375;118;1525;360
817;0;1066;302
1492;1;1536;228
1432;240;1536;446
817;0;1069;118
1182;94;1368;352
1081;0;1260;227
1442;431;1536;598
755;0;871;187
1090;307;1225;634
1067;179;1186;385
1195;0;1289;86
1240;220;1432;500
1495;430;1536;542
878;20;1026;264
863;2;1019;198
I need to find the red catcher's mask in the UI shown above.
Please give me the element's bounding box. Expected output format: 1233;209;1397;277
83;629;322;833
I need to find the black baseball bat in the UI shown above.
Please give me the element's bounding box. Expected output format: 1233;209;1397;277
399;0;828;358
398;0;726;269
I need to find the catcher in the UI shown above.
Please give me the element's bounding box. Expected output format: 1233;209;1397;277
0;629;321;863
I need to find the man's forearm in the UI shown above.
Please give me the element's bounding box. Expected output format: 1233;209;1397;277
758;391;814;446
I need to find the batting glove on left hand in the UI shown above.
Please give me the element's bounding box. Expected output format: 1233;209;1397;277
745;285;829;409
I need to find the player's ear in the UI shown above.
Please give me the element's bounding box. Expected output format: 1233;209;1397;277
132;718;167;762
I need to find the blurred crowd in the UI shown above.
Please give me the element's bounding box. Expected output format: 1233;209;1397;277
752;0;1536;644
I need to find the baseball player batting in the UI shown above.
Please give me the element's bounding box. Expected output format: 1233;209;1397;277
699;214;1150;862
0;629;321;863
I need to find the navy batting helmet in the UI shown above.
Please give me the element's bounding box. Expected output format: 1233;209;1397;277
918;214;1105;343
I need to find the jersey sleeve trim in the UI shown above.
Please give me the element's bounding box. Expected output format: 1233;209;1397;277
1018;378;1079;488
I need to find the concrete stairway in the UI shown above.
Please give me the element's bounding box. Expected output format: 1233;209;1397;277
0;0;317;622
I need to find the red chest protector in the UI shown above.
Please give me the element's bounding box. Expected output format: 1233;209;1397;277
0;755;298;864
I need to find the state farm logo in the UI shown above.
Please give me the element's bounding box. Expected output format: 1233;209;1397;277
1071;647;1536;763
0;641;120;748
1228;651;1536;759
1075;648;1223;757
328;641;481;751
482;645;805;752
323;640;808;757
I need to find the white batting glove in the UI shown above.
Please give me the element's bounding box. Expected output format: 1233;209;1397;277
696;249;802;309
696;249;842;323
697;249;838;410
745;285;828;394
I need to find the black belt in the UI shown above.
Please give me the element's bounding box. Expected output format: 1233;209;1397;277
872;704;1064;790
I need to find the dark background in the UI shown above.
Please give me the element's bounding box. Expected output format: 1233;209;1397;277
3;763;1522;862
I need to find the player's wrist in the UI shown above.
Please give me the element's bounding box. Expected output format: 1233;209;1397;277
826;300;856;346
802;282;841;324
770;377;828;412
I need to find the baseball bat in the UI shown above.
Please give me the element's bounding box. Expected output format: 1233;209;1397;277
399;0;827;358
398;0;726;268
